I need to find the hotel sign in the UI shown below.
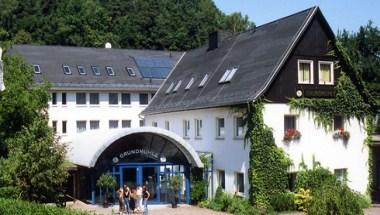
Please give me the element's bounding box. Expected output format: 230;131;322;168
113;149;159;163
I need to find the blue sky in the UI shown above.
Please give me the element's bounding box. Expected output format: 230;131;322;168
213;0;380;34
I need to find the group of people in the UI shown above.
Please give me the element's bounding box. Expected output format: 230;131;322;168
117;185;150;214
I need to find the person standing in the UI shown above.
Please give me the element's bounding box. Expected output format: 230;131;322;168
123;185;131;214
142;185;150;215
117;187;125;215
136;185;143;212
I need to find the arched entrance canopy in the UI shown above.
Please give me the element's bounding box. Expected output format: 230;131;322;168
66;127;203;168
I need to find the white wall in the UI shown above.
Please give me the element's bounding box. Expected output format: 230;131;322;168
145;103;369;196
48;90;154;142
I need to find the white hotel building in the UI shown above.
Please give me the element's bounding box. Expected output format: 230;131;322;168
4;7;380;204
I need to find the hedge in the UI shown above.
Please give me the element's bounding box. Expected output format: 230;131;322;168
0;198;92;215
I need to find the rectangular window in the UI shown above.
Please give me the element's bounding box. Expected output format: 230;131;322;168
122;120;131;128
139;120;145;127
219;66;238;83
109;93;119;105
166;82;174;94
165;121;170;130
76;121;86;133
90;120;100;130
195;119;202;138
284;115;297;130
235;117;244;138
62;92;67;105
319;61;334;85
121;93;131;105
126;67;136;76
199;74;208;87
288;172;297;192
139;93;148;105
236;172;244;193
109;120;119;129
334;115;344;130
76;93;86;105
185;78;194;90
183;120;190;138
106;66;115;76
52;92;57;105
217;170;225;189
298;60;313;84
52;120;57;133
89;93;99;105
63;65;72;75
152;121;158;127
33;65;41;74
91;66;101;76
334;168;347;183
77;65;86;75
62;121;67;134
173;80;182;92
216;118;225;138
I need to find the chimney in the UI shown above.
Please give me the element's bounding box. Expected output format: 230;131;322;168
208;31;218;51
0;47;4;91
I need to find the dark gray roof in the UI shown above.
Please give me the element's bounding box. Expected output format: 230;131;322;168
143;7;320;115
8;45;183;91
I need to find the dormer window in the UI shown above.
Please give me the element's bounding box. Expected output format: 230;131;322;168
298;60;313;84
106;66;115;76
165;82;174;94
126;67;136;76
318;61;334;85
173;80;182;92
185;77;194;90
77;66;86;75
219;66;238;83
91;66;101;76
199;74;208;88
63;65;72;75
33;65;41;74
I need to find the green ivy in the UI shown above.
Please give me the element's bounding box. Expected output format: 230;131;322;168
244;99;291;208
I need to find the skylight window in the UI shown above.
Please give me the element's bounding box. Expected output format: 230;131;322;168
173;80;182;92
91;66;101;76
185;77;194;90
77;66;86;75
63;65;72;75
166;82;174;94
198;74;208;87
126;67;136;76
106;66;115;76
219;66;238;83
33;65;41;74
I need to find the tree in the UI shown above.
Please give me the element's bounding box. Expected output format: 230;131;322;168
0;55;68;203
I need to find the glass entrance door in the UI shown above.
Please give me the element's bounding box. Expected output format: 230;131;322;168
142;166;159;203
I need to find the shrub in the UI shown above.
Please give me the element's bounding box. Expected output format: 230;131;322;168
296;166;337;191
190;180;207;204
307;184;364;215
354;193;371;209
0;198;92;215
295;188;312;212
0;186;20;199
270;191;296;212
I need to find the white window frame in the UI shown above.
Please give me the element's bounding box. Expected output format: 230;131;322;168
334;168;347;183
183;120;190;138
166;82;174;94
63;65;72;75
195;119;202;138
198;74;208;87
217;170;226;189
216;117;225;139
219;66;238;83
33;64;41;74
173;80;182;92
185;77;194;90
165;121;170;130
126;67;136;76
318;61;334;85
297;60;314;84
235;172;245;194
234;116;244;138
91;66;101;76
77;65;86;75
106;66;115;76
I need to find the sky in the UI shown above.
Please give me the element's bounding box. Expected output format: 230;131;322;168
213;0;380;34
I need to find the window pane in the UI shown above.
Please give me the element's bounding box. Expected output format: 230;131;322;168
165;121;170;130
62;93;67;105
196;119;202;137
90;93;99;105
76;93;86;105
320;63;331;83
217;118;225;137
76;121;86;133
122;120;131;128
236;117;244;137
90;120;100;130
218;170;225;189
109;93;118;105
334;115;344;130
62;121;67;134
139;93;148;105
139;120;145;127
284;115;296;130
109;120;118;129
52;93;57;105
121;93;131;105
299;62;312;83
52;121;57;133
236;173;244;193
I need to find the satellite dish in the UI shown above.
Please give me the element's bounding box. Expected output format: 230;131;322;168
105;42;112;49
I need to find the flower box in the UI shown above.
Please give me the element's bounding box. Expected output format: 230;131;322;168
333;128;350;141
283;128;301;142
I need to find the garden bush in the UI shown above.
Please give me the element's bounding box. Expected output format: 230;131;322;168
270;191;296;212
0;186;20;199
295;188;312;212
0;198;92;215
296;166;337;191
307;183;364;215
190;180;207;204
